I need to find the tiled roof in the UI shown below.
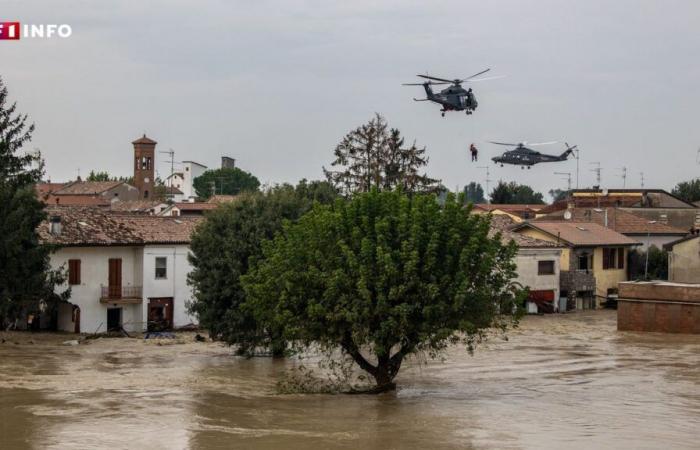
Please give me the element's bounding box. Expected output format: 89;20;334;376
164;186;184;195
39;206;200;246
108;200;166;213
514;221;640;247
535;208;687;235
45;195;111;207
488;215;561;248
35;182;67;199
132;134;157;145
175;202;218;211
53;181;124;195
475;203;543;212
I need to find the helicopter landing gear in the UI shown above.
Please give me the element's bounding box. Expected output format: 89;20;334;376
521;166;525;170
441;110;446;117
500;164;504;167
527;166;531;170
466;110;472;115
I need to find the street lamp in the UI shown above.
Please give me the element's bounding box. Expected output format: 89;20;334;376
645;220;657;280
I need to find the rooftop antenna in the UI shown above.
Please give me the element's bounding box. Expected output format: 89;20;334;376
477;165;491;204
554;172;572;191
617;166;627;188
589;162;601;187
160;148;176;200
640;172;645;188
573;145;580;189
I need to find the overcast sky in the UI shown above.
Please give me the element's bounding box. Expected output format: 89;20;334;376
3;0;700;198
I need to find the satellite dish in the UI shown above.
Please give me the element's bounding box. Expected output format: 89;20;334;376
564;210;572;220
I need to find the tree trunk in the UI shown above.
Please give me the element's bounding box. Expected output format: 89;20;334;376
341;334;405;393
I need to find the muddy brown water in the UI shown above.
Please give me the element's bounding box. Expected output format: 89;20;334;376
1;310;699;449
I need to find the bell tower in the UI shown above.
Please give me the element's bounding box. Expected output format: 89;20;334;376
132;134;156;199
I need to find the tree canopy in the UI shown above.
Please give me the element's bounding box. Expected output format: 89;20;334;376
86;170;133;184
463;182;485;203
241;189;523;391
548;188;569;202
193;167;260;199
0;77;68;328
490;181;545;204
323;114;439;195
187;180;338;355
671;178;700;203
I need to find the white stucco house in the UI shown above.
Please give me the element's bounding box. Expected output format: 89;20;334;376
164;161;208;201
40;206;201;334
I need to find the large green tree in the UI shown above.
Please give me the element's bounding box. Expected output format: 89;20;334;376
323;114;439;195
193;167;260;200
490;181;545;204
464;182;486;203
0;77;68;328
242;190;523;392
671;178;700;203
187;181;338;354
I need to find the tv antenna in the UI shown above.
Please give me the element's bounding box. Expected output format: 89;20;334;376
640;172;645;188
617;166;627;188
554;172;572;191
477;165;491;204
159;148;176;200
590;162;601;187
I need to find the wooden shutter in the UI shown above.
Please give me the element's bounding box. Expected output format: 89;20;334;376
68;259;81;285
617;248;625;269
108;258;122;298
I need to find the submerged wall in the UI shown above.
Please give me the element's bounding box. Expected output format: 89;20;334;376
618;281;700;334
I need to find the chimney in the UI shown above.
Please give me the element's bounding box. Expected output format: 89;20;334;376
221;156;236;169
49;215;62;236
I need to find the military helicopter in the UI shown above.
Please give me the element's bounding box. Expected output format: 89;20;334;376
403;69;497;116
490;141;577;169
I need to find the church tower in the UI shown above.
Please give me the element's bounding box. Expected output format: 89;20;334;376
132;134;156;199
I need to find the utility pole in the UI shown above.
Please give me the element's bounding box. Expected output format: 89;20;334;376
640;172;645;188
617;166;627;188
590;162;601;187
160;148;175;200
554;172;572;191
477;165;491;204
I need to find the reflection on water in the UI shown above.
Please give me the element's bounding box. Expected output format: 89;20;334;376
1;311;699;449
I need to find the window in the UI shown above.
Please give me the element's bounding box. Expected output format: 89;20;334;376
603;247;625;270
578;253;592;271
68;259;81;285
538;260;555;275
144;190;149;199
155;257;167;279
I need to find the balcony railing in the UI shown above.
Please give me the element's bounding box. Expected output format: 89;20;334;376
100;285;143;303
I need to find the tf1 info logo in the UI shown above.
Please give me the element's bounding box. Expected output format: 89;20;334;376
0;22;73;40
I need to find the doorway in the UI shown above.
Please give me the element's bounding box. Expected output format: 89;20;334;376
107;308;122;331
148;298;174;331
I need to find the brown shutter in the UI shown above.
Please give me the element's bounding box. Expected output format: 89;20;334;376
68;259;81;285
108;258;122;298
618;248;625;269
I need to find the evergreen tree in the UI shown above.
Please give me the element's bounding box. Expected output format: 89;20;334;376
324;114;439;195
193;167;260;199
187;180;338;355
490;181;545;204
671;178;700;203
464;182;485;203
0;77;68;328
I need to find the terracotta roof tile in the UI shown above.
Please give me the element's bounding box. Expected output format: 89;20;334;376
132;134;157;145
535;207;687;235
488;214;561;248
515;221;640;247
53;181;124;195
175;202;218;211
39;206;200;246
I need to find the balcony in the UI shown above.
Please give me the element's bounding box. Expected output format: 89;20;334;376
100;285;143;304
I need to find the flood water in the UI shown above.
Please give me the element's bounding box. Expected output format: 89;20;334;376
1;310;699;449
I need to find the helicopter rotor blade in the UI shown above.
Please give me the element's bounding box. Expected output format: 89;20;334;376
462;68;491;81
417;74;454;83
488;141;519;146
465;75;506;83
402;83;426;86
529;141;559;147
